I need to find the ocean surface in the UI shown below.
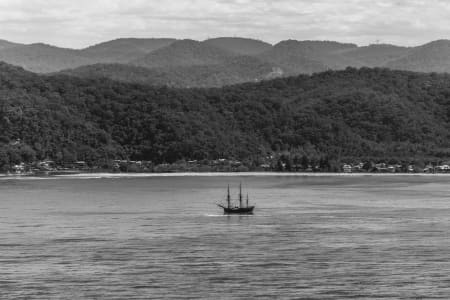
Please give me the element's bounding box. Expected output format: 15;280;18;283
1;174;450;299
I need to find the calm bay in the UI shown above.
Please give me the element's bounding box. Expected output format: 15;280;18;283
1;174;450;299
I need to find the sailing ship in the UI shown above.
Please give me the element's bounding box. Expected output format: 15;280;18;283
218;184;254;214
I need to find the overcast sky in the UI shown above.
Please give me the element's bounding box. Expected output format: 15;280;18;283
0;0;449;48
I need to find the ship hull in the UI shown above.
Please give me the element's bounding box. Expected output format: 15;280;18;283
221;206;255;214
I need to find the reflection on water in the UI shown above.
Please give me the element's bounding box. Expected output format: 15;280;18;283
1;175;450;299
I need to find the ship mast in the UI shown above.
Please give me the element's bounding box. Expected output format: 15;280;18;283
239;183;242;208
227;184;231;209
246;193;249;208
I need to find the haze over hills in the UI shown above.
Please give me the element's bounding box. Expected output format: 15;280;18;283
263;40;359;71
0;39;22;50
80;38;176;63
339;44;410;67
203;37;272;55
386;40;450;73
0;36;450;87
258;40;329;75
0;43;92;73
63;39;277;87
58;57;275;88
130;39;238;68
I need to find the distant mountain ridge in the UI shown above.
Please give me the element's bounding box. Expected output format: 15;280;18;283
130;39;237;68
80;38;176;63
0;37;450;86
386;40;450;73
0;43;92;73
58;58;275;88
0;39;22;50
339;44;410;67
203;37;272;55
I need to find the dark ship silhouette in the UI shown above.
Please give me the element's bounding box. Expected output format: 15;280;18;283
218;184;254;214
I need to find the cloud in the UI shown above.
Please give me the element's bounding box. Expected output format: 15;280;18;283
0;0;449;48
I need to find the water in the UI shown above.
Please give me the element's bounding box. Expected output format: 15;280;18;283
1;174;450;299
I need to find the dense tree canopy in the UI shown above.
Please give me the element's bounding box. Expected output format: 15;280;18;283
1;62;450;169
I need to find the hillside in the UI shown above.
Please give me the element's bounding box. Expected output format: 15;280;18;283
0;39;22;50
1;63;450;170
386;40;450;73
204;37;272;55
258;40;328;75
1;37;450;86
80;38;176;63
130;39;238;68
60;55;276;87
339;44;410;67
270;40;358;70
0;43;92;73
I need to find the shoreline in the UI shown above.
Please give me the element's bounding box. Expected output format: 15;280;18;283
1;171;450;180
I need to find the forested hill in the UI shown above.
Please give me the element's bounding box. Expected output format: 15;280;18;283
1;62;450;169
2;37;450;88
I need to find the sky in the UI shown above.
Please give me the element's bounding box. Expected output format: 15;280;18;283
0;0;449;48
